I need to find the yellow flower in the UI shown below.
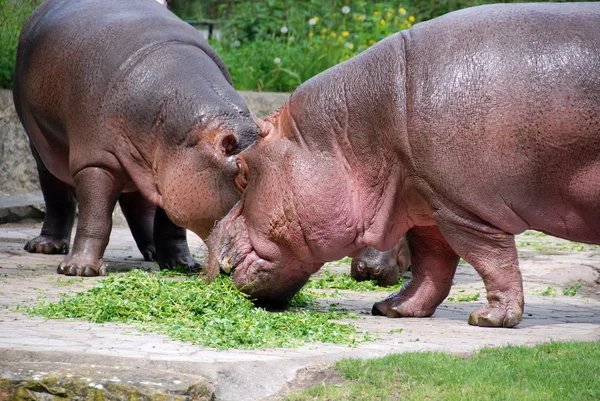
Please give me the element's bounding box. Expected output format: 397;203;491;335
380;19;386;25
309;32;314;38
369;39;376;45
360;15;365;21
314;16;319;22
321;28;327;34
342;31;349;37
406;23;412;28
330;32;337;37
373;10;381;17
409;15;415;22
399;8;406;15
386;12;392;19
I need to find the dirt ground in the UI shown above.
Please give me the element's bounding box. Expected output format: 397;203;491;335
1;221;599;400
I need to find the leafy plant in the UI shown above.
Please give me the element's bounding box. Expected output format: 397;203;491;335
447;292;480;302
0;0;41;89
306;271;406;292
212;1;415;92
28;269;373;349
534;286;557;297
562;282;583;296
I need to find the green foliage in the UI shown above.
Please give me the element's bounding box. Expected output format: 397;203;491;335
286;341;600;400
207;0;578;92
535;286;558;297
0;0;40;89
27;269;372;349
562;282;583;296
306;271;407;292
212;1;415;92
447;292;480;302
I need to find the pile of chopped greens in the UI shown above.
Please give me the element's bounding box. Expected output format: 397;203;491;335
28;269;372;349
306;271;406;292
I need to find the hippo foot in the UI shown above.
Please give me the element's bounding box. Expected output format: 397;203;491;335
140;246;157;262
371;292;437;318
57;256;107;276
24;236;69;254
158;255;202;272
468;301;523;328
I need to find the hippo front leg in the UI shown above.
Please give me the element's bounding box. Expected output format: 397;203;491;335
57;167;124;276
372;226;459;317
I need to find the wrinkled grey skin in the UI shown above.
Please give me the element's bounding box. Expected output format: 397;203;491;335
351;237;410;286
14;0;258;276
208;3;600;327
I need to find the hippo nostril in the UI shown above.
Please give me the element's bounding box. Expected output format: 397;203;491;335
235;159;249;192
373;267;381;275
357;261;365;273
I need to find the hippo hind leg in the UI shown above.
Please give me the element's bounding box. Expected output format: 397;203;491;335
153;207;201;272
118;191;157;261
25;144;76;255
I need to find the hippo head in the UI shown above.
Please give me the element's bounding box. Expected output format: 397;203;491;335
206;81;409;306
155;108;259;240
350;237;411;287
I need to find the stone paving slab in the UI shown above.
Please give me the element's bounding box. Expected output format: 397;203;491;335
1;222;599;400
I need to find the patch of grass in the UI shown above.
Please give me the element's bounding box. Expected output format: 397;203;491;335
0;1;42;89
56;277;85;287
534;286;558;297
286;341;600;401
562;282;583;297
306;271;406;292
27;269;372;349
447;292;480;302
516;233;600;254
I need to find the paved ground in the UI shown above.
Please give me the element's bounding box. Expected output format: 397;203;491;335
1;219;599;400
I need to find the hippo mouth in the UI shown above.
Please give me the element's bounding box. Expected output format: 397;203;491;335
207;204;322;307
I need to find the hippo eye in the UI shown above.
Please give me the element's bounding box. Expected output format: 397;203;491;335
221;134;239;156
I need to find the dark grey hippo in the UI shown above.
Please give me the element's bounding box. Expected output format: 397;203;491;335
207;3;600;327
350;237;411;286
13;0;258;276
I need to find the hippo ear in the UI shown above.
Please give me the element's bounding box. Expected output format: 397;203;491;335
252;114;273;139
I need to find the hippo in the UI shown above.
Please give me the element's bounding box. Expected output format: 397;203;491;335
351;238;411;286
13;0;258;276
207;3;600;327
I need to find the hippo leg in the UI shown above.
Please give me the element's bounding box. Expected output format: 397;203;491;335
25;145;76;254
57;167;124;276
436;215;524;328
153;207;201;271
118;192;157;261
372;226;459;317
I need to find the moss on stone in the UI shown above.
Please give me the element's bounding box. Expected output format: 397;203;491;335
0;376;214;401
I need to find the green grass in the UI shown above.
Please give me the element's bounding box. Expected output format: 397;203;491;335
306;271;406;292
562;282;583;296
447;292;480;302
516;231;600;254
286;341;600;401
27;269;373;349
0;0;41;89
533;286;558;297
